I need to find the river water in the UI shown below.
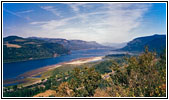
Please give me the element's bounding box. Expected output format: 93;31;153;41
3;48;125;86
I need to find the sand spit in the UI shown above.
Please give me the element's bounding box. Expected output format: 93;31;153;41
66;56;103;65
4;56;103;86
20;56;103;77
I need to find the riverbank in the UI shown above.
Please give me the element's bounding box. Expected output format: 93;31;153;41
3;56;103;87
18;56;103;78
3;55;64;64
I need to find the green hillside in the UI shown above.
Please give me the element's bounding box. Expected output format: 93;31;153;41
119;34;166;53
3;36;70;63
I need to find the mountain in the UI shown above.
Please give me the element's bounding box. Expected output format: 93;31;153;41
102;42;127;49
118;34;166;53
29;37;108;50
3;36;70;63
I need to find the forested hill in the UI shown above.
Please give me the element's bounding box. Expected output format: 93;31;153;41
3;36;70;63
118;34;166;53
29;37;108;50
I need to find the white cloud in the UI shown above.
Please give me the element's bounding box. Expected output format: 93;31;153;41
67;3;87;13
4;9;31;20
27;3;152;43
16;10;34;14
40;6;61;16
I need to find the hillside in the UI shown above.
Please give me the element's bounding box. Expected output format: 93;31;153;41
3;36;70;63
29;37;108;50
118;34;166;53
3;48;166;97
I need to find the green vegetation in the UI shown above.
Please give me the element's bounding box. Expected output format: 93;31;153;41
120;34;166;53
96;47;166;97
105;53;130;58
69;67;101;97
3;36;70;63
94;60;114;74
3;47;166;97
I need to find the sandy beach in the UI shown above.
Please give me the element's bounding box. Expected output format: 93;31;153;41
19;56;103;77
4;56;103;86
66;56;103;65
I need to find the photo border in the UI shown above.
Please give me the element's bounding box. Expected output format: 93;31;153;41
1;1;168;99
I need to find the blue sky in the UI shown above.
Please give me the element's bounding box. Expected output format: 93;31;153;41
3;3;166;43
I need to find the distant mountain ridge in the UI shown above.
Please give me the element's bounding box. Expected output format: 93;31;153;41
29;37;108;50
3;36;70;63
118;34;166;53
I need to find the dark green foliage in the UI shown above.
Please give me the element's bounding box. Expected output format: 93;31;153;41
3;36;70;63
68;67;101;97
3;86;45;97
109;47;166;97
12;85;17;91
94;60;114;74
119;34;166;53
110;69;128;87
98;79;111;89
3;36;23;41
105;54;130;58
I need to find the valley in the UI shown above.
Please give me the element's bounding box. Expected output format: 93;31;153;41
3;34;166;97
2;2;167;98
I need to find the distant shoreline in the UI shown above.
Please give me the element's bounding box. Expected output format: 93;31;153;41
3;55;64;64
3;48;108;64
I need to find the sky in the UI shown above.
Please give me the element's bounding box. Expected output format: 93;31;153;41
3;3;166;43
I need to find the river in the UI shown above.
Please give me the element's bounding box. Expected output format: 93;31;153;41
3;48;125;86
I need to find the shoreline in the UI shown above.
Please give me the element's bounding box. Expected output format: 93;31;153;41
18;56;103;77
3;55;64;64
4;48;110;64
3;56;103;86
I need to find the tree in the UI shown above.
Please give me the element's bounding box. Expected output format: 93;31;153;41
68;67;101;97
109;47;166;97
56;82;71;97
12;85;17;91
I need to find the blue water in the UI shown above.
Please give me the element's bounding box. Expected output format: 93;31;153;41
4;82;23;87
3;48;124;80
